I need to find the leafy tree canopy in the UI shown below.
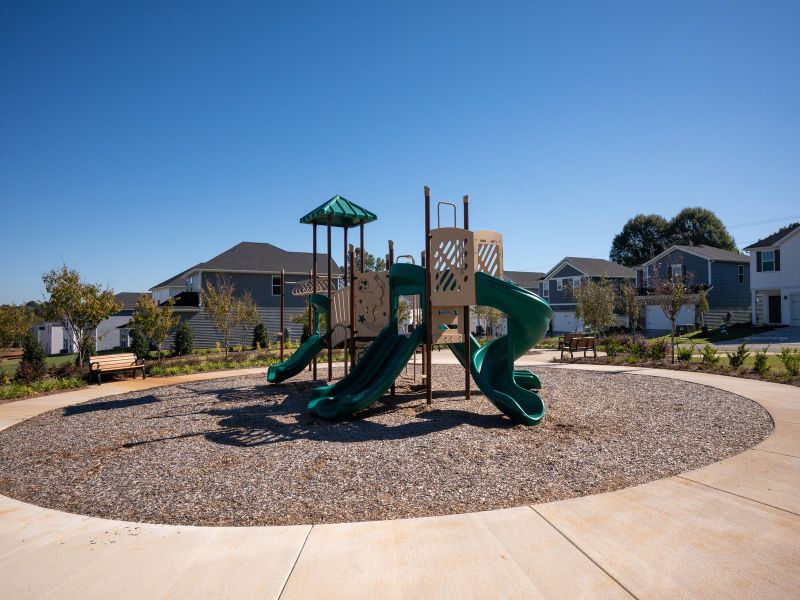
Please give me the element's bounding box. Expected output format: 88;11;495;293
666;207;737;251
609;214;669;267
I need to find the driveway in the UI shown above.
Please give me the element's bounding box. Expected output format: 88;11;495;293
713;326;800;351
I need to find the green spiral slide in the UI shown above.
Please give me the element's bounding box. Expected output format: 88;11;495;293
266;293;328;384
307;263;553;425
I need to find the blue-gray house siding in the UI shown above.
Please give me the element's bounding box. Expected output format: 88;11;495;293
646;249;710;286
708;261;750;310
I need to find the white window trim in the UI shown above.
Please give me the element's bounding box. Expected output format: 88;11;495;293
671;263;683;278
738;265;744;284
557;278;563;291
572;277;581;288
762;249;775;272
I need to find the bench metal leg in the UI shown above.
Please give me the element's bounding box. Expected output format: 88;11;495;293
97;371;102;386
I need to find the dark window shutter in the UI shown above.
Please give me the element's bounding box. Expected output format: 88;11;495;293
775;249;781;271
682;264;687;277
756;251;762;272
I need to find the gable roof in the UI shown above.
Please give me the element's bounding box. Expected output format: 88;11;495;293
114;292;144;311
151;242;341;290
300;195;377;227
744;223;800;250
504;270;544;289
545;257;635;279
645;244;748;266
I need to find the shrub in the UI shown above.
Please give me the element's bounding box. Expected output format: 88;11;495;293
626;336;650;360
215;341;222;353
778;348;800;377
252;323;269;350
753;348;770;376
677;345;695;362
648;338;669;360
75;336;96;366
726;342;750;369
130;328;150;361
15;332;46;383
48;361;82;379
173;321;193;356
601;334;625;358
700;344;720;366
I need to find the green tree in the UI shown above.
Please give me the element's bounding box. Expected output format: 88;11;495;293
129;328;150;360
667;207;737;250
574;277;616;334
42;265;121;368
617;280;643;333
252;322;270;349
610;214;670;267
291;301;326;336
0;304;37;352
15;331;47;382
129;294;179;360
695;288;710;328
235;292;260;348
173;321;193;356
201;275;238;358
347;249;387;274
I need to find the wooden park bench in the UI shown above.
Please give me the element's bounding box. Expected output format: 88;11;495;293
1;348;23;360
560;335;596;359
557;332;583;353
89;353;145;385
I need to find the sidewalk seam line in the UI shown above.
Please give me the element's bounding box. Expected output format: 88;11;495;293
753;448;800;459
676;476;800;517
278;524;314;599
530;506;639;600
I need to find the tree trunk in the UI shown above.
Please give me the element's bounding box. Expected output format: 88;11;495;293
671;321;676;363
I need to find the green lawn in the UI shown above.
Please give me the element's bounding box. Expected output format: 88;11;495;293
655;324;778;346
0;353;76;377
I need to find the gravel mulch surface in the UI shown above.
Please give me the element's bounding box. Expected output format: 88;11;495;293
0;365;772;526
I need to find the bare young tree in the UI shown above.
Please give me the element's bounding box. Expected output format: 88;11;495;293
617;280;643;334
236;292;260;349
652;270;693;363
573;277;616;335
200;275;238;358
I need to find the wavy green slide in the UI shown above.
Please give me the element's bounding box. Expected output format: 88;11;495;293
267;293;328;384
308;263;553;425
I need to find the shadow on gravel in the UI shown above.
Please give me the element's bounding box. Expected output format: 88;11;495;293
123;382;510;449
64;395;160;416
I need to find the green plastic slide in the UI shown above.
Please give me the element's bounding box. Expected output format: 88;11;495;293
266;293;329;384
307;263;553;425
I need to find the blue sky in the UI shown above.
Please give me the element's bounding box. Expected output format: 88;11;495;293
2;1;799;303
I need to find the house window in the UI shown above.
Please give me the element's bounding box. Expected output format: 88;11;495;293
738;265;744;284
572;277;581;288
762;250;775;272
556;279;562;291
272;275;282;295
671;264;683;279
543;284;549;299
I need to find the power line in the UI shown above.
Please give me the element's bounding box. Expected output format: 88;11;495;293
728;214;800;229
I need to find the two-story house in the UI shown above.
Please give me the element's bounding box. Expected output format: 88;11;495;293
539;258;635;332
150;242;341;348
745;223;800;326
636;244;750;331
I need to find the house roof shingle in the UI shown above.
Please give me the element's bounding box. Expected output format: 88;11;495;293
670;244;748;262
504;270;544;289
114;292;144;310
547;257;635;279
744;223;800;250
151;242;341;290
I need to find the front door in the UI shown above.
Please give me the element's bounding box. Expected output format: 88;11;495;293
768;295;782;324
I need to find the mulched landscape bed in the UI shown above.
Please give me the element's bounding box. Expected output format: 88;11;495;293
0;365;772;526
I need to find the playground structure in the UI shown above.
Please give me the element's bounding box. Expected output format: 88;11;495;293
268;188;554;425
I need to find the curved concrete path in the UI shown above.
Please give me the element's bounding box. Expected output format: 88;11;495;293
0;361;798;599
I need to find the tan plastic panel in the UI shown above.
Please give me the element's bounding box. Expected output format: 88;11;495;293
430;227;476;306
431;306;464;344
329;286;351;348
353;270;391;338
474;230;504;279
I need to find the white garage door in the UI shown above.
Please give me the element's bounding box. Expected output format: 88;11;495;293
791;294;800;326
646;304;695;331
552;312;583;332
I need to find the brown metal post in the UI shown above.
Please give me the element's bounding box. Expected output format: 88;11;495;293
359;222;365;272
327;215;333;382
308;269;313;372
421;250;426;380
349;244;356;367
343;226;348;376
312;223;318;380
424;186;432;405
388;239;395;398
463;195;471;400
280;268;285;362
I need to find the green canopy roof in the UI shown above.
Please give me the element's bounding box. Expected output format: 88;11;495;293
299;195;377;227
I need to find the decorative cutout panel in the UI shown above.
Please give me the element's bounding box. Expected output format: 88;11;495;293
329;287;351;348
474;230;504;279
431;306;464;344
353;271;390;338
430;227;476;306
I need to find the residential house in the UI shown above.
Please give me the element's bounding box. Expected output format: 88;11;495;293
745;223;800;326
32;322;73;355
636;244;750;332
539;258;635;332
472;270;545;336
150;242;341;348
96;292;143;351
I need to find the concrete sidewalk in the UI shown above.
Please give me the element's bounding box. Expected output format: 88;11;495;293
1;363;798;598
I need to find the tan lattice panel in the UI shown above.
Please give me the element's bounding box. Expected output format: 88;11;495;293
430;227;476;306
329;286;351;348
353;271;391;338
431;306;464;344
474;230;504;279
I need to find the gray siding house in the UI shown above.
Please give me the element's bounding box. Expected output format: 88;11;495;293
150;242;341;348
539;258;635;333
636;244;750;331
